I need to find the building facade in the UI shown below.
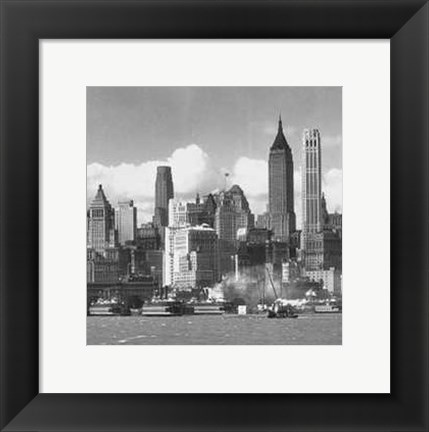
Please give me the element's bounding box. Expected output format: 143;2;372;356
302;129;322;234
169;197;206;228
304;267;342;295
300;129;342;271
87;247;130;283
171;225;219;289
214;192;237;275
136;223;161;250
115;200;137;245
268;116;296;242
87;184;116;253
154;166;174;228
228;184;255;233
301;129;324;270
282;259;300;284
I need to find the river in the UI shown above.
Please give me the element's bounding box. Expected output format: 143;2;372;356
87;313;342;345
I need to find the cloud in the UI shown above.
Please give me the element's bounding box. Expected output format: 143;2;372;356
322;168;343;213
293;168;342;229
230;158;303;224
230;157;268;214
87;144;224;224
167;145;223;195
87;145;342;227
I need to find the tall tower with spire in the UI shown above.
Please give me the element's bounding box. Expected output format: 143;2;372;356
268;115;296;242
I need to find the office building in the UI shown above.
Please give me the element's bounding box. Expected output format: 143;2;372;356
87;184;116;253
154;166;174;228
302;129;322;234
304;267;342;295
268;115;296;242
115;200;137;245
171;224;219;289
87;247;130;283
301;129;336;270
228;184;255;232
168;196;206;228
136;223;161;250
300;128;342;271
214;192;237;274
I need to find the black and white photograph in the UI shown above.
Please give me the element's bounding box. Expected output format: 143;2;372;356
86;86;342;345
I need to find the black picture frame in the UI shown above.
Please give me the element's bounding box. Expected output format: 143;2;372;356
1;0;428;430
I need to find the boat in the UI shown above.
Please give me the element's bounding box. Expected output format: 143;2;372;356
267;301;299;319
314;304;341;313
192;303;225;315
129;308;142;316
88;303;128;316
141;301;183;316
265;266;298;319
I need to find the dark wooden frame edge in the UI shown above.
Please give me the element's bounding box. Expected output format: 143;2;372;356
1;1;428;431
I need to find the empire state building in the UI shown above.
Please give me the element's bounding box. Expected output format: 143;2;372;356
268;115;296;242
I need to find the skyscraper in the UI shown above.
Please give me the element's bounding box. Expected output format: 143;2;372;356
154;166;174;228
214;192;237;275
301;129;341;271
302;129;322;234
268;116;296;242
301;129;322;270
115;200;137;245
87;184;116;253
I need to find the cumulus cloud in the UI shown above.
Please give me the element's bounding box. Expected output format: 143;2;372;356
293;168;342;229
230;157;268;215
168;145;223;195
322;168;343;213
87;144;224;224
87;144;342;227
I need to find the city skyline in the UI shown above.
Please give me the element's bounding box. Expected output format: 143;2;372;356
86;86;343;344
87;87;342;228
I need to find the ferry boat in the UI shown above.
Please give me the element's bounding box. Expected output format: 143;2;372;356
314;304;341;313
88;303;128;316
141;301;183;316
192;303;225;315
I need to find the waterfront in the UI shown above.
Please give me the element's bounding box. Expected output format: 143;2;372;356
87;313;342;345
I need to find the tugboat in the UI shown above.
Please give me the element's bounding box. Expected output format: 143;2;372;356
265;265;298;319
267;300;299;319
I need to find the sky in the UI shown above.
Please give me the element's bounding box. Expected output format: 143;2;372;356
87;87;342;228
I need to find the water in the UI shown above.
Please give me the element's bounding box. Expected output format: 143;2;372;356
87;314;342;345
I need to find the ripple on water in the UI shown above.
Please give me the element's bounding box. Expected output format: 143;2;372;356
87;314;342;345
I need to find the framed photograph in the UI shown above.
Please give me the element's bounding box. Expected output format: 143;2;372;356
1;0;428;431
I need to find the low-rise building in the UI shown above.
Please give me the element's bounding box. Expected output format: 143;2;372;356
304;267;342;295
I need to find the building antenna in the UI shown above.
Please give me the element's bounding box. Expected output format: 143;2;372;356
224;172;230;191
